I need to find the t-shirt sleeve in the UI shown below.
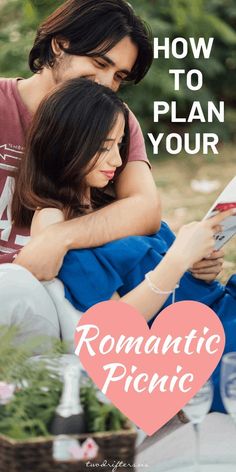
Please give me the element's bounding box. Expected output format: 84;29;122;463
128;108;151;167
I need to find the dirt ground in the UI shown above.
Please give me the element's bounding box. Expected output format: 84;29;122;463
151;144;236;283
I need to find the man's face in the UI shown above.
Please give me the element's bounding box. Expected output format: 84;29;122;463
52;36;138;92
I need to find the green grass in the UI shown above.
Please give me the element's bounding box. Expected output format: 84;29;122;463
151;144;236;283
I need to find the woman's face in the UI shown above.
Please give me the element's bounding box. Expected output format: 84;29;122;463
85;113;125;188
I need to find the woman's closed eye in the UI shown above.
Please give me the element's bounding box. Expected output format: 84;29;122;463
100;139;124;152
99;147;111;153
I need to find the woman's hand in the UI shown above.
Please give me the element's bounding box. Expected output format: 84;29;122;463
169;209;235;272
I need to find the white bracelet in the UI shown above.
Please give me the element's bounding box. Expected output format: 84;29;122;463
145;271;179;295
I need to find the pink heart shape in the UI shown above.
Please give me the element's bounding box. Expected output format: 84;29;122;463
75;300;225;435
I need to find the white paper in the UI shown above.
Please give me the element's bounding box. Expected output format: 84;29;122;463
204;176;236;249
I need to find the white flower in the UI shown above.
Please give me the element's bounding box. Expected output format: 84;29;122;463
0;382;15;405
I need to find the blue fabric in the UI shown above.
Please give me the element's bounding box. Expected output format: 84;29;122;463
59;221;236;413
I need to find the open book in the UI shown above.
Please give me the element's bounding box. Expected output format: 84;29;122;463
204;176;236;250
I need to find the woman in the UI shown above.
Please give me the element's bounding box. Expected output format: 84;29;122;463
12;78;236;411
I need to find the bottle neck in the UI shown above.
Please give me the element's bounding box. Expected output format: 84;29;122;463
57;363;83;417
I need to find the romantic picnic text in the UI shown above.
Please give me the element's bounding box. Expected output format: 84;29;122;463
75;323;221;395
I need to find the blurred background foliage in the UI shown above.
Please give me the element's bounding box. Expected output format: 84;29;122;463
0;0;236;147
127;0;236;146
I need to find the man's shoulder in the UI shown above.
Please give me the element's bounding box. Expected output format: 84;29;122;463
0;77;29;148
125;106;150;165
127;106;144;140
0;77;17;92
0;77;18;109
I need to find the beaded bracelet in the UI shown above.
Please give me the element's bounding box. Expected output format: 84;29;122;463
145;271;179;304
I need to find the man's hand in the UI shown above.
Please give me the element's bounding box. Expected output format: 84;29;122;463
13;222;68;281
189;249;224;282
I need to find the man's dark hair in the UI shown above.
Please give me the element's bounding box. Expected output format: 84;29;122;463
12;78;130;227
29;0;153;83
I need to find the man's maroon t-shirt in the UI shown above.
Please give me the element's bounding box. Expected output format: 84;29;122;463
0;78;150;263
0;78;32;262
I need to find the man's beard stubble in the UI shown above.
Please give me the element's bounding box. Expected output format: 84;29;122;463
51;54;73;84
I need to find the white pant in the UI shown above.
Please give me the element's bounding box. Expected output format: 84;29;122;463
0;264;82;353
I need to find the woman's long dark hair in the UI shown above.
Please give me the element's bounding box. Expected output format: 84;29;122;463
12;78;129;227
29;0;153;84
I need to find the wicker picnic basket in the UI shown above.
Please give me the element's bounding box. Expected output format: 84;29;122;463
0;429;137;472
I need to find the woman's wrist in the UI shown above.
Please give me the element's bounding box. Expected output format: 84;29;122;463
165;246;189;275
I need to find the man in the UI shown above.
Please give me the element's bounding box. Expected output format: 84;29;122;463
0;0;223;346
0;0;161;345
